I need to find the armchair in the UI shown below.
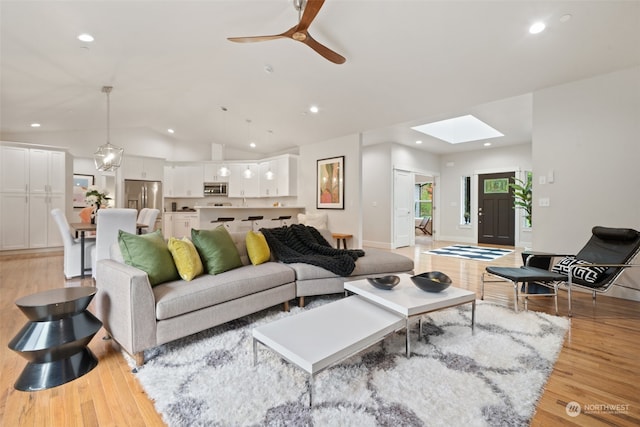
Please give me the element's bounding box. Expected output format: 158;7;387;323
482;226;640;316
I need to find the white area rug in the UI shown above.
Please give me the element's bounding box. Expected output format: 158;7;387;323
424;245;513;261
130;297;569;426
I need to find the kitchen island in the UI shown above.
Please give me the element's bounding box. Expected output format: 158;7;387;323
195;205;306;232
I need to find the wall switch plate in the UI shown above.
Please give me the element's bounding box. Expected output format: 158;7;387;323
539;176;546;185
539;197;550;207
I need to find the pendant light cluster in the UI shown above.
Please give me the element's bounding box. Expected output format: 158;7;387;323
214;110;277;181
93;86;124;172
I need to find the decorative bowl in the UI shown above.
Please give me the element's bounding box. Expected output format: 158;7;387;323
410;271;452;292
367;275;400;290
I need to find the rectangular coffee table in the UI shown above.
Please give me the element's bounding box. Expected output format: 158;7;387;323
344;273;476;357
253;295;405;406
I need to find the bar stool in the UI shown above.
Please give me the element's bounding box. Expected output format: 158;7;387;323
211;217;235;230
271;215;291;227
242;216;264;231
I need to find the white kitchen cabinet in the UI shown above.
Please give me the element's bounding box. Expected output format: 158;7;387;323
0;192;30;250
228;163;260;198
1;145;29;193
28;193;65;248
0;144;69;250
171;212;199;239
29;149;66;194
259;155;298;197
203;162;229;183
164;164;203;197
163;213;174;239
120;155;164;181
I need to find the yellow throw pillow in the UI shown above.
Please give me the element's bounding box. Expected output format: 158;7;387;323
168;237;204;281
246;230;271;265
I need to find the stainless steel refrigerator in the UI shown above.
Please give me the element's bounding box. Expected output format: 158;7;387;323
124;179;163;219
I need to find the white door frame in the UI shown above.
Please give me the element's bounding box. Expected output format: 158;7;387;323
393;169;414;248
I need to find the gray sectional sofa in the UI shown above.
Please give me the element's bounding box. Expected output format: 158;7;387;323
94;229;414;365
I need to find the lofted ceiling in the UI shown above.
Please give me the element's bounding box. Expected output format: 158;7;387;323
1;1;639;156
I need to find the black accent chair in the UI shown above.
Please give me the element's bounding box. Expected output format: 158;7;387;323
482;226;640;316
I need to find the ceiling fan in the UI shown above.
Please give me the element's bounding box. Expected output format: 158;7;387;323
227;0;346;64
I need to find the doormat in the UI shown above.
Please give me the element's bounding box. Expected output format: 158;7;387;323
424;245;513;261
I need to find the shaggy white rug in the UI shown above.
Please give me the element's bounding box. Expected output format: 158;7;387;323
130;297;569;427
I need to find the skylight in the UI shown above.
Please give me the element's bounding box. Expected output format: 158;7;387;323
411;115;504;144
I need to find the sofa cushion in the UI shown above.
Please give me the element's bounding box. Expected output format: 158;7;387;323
152;262;295;320
287;248;414;280
297;213;328;229
192;226;243;275
168;237;204;281
246;231;271;265
118;229;180;286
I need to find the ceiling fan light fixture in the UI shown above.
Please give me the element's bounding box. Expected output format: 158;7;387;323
94;86;124;172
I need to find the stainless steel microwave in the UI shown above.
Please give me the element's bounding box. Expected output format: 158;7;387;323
204;182;228;196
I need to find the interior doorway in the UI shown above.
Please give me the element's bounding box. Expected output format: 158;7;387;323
393;170;414;248
477;172;515;246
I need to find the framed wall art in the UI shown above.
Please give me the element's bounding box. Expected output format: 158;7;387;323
317;156;344;209
72;174;94;208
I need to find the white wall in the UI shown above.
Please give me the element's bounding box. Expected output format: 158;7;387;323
299;134;363;247
362;143;392;247
438;144;532;245
532;66;640;300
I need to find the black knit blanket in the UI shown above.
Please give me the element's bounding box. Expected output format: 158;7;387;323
260;224;365;276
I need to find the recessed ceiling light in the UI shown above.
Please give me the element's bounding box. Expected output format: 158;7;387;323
30;123;41;128
264;64;274;74
529;22;546;34
483;142;492;147
415;140;422;144
249;142;256;148
167;128;175;134
78;33;94;42
309;105;319;114
411;115;504;144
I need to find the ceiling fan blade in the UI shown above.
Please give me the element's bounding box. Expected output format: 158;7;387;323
302;32;346;64
296;0;325;32
227;34;286;43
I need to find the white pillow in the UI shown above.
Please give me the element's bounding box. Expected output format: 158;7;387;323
297;213;328;229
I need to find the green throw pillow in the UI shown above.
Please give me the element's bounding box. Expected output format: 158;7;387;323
118;229;180;286
191;226;243;275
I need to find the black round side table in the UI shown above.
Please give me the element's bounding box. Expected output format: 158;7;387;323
8;286;103;391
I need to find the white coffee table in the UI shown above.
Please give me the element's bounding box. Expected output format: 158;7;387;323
253;295;405;406
344;273;476;357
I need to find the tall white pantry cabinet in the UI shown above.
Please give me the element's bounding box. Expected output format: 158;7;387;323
0;143;71;250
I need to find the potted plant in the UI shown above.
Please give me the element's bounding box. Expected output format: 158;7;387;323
509;176;532;226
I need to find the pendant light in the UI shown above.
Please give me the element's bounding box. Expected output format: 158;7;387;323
217;107;231;177
264;130;275;180
94;86;124;172
243;119;254;179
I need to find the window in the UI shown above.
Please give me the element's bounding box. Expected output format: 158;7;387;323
414;182;432;218
461;176;471;224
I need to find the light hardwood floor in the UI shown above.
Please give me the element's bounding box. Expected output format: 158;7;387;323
1;239;639;426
